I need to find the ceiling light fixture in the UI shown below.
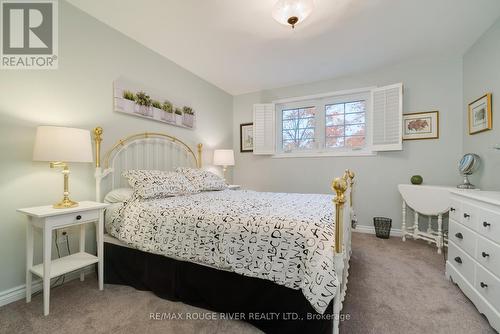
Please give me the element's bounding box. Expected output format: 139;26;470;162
272;0;314;29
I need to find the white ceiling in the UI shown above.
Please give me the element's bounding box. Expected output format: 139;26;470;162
67;0;500;95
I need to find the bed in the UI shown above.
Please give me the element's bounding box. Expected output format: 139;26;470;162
93;127;354;334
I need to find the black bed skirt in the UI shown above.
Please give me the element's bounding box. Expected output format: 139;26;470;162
104;242;333;334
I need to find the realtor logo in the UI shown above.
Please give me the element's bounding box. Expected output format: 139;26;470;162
1;0;58;69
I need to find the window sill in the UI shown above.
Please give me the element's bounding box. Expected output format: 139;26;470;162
272;150;377;158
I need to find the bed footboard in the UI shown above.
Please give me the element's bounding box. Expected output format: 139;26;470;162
332;170;354;334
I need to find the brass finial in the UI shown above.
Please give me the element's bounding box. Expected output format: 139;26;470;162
94;127;103;143
332;177;347;205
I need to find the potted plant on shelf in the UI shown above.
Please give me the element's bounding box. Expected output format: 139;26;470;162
161;100;174;123
182;106;195;128
152;100;162;118
174;107;183;125
134;91;153;117
118;90;136;113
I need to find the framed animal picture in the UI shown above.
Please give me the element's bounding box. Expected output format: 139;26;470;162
468;93;492;134
402;111;439;140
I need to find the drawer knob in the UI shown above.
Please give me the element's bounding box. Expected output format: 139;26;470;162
455;232;463;239
463;213;470;218
450;207;456;212
76;215;82;220
454;257;462;264
480;282;488;288
483;221;491;228
482;252;490;258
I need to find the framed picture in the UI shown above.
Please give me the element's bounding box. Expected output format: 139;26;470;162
468;93;492;134
402;111;439;140
240;123;254;152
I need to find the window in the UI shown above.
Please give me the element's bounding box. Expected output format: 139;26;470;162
325;101;366;149
276;91;372;156
253;84;403;157
281;106;316;151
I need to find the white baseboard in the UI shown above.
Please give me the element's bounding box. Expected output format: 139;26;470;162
0;266;95;308
353;224;403;237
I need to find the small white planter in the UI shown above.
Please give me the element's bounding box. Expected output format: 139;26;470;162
161;111;175;123
152;107;162;118
117;98;135;113
135;105;153;117
175;114;183;125
182;114;194;128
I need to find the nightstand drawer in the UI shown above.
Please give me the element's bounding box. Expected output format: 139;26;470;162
46;210;99;228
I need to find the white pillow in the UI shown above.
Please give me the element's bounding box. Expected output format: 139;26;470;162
104;188;133;203
176;167;227;191
122;170;197;199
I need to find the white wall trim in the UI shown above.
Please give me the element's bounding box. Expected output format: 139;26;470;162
353;224;403;237
272;150;376;158
272;86;377;104
0;266;94;307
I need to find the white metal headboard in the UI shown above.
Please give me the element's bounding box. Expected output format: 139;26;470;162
93;127;202;202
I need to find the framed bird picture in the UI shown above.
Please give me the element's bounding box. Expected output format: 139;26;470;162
468;93;492;135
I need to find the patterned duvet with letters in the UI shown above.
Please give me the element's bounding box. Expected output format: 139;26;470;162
107;189;338;314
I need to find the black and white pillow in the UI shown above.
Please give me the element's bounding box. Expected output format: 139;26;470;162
176;167;227;191
122;170;197;199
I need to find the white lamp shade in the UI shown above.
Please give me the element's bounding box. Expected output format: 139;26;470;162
213;149;235;166
33;126;93;163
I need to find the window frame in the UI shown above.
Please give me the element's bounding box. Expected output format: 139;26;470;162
274;89;375;158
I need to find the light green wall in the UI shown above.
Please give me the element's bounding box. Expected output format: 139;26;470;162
0;1;233;293
233;55;464;231
462;17;500;190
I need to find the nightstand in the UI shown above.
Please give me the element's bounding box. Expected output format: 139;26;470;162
17;201;108;316
228;185;241;190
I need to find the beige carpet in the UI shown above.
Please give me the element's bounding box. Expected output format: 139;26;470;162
0;233;496;334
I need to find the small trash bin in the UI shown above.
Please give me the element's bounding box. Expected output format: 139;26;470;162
373;217;392;239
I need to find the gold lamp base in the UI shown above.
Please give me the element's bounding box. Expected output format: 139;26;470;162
50;162;79;209
53;197;79;209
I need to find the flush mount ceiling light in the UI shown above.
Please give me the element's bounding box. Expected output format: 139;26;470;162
272;0;314;29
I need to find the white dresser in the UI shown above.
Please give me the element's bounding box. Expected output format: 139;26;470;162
446;190;500;332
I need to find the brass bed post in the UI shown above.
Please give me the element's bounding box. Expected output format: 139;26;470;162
93;127;103;202
332;175;348;254
346;169;355;208
197;143;203;168
94;127;103;168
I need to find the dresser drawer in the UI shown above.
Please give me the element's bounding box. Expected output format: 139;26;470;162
476;234;500;278
477;207;500;242
461;202;478;231
46;210;99;228
449;219;476;257
475;264;500;313
448;240;475;284
449;198;462;223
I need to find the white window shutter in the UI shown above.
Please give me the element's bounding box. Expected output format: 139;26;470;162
371;83;403;151
253;103;275;155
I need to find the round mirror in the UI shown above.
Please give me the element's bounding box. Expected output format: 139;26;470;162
458;153;480;175
457;153;480;189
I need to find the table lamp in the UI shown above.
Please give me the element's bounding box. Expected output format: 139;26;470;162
33;126;93;209
213;149;234;182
